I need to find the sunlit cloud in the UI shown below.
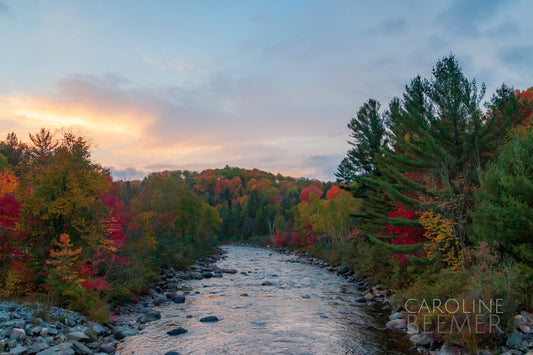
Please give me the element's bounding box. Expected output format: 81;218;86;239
0;73;348;181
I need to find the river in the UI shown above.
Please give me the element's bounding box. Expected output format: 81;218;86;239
117;245;411;354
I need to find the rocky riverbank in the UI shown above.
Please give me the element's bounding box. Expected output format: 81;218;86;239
278;247;533;355
0;249;229;355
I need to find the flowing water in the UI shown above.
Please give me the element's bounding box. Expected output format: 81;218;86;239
117;245;410;354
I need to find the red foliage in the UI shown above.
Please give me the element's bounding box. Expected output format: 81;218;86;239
516;88;533;125
214;179;234;197
0;194;21;229
300;183;323;202
81;277;112;291
385;205;426;246
326;185;342;200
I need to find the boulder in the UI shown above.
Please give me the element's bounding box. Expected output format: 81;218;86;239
410;333;432;347
166;293;186;304
167;327;188;336
190;272;203;280
11;328;26;339
145;311;161;322
36;343;75;355
386;319;407;330
200;316;219;322
72;340;92;355
67;331;90;342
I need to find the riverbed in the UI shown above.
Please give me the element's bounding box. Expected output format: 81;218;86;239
117;245;410;354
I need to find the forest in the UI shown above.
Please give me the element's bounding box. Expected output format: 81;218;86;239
0;55;532;351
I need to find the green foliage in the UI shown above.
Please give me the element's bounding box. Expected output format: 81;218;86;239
472;129;533;289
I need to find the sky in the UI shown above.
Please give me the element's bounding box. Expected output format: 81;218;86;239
1;0;532;181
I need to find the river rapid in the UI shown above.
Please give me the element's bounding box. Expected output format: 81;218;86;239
117;245;411;354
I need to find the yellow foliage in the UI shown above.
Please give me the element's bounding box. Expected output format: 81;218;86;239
0;267;30;298
419;211;466;270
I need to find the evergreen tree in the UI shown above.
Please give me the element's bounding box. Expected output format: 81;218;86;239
338;98;389;179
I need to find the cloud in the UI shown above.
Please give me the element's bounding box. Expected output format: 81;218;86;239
0;1;9;14
438;0;513;36
499;45;533;70
0;72;348;181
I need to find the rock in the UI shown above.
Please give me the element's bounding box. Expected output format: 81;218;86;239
202;272;213;278
145;311;161;322
72;340;92;355
240;293;248;297
166;293;186;304
301;295;310;299
221;268;237;274
518;323;531;333
67;331;90;342
8;345;28;354
389;312;404;320
28;342;49;354
154;295;171;306
117;325;137;337
36;343;75;355
190;272;203;280
354;297;367;303
11;328;26;339
166;283;178;291
337;264;350;275
99;342;117;354
200;316;219;322
261;281;273;286
506;330;525;349
0;312;10;322
46;327;59;335
167;327;188;336
410;333;432;347
87;321;106;336
386;319;407;330
165;352;181;355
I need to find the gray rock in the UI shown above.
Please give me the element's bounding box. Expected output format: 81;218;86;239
200;316;219;322
202;272;213;278
410;333;432;347
0;312;11;322
72;340;92;355
389;312;404;320
167;327;188;336
46;328;58;335
166;293;186;304
386;319;407;330
221;268;238;274
117;325;137;337
99;342;117;354
87;321;106;336
338;264;350;275
8;345;28;354
11;328;25;339
190;272;203;280
506;330;525;349
36;342;75;355
261;281;273;286
165;352;181;355
145;311;161;322
28;342;49;354
67;331;90;342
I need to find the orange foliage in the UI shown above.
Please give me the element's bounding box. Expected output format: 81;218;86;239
0;169;18;195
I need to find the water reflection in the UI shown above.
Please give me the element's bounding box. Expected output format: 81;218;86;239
117;245;410;354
